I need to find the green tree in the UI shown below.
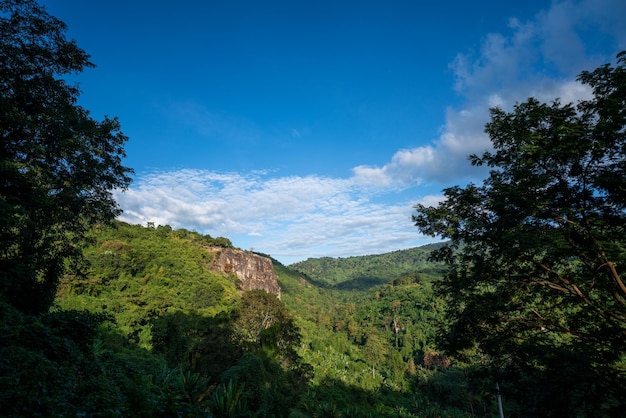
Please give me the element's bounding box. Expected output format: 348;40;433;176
0;0;132;314
232;290;306;369
362;327;389;368
413;52;626;415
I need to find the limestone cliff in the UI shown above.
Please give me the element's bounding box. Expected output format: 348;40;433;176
209;247;281;298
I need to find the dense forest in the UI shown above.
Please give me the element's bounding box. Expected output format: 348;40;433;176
2;221;497;417
3;219;623;416
2;1;625;416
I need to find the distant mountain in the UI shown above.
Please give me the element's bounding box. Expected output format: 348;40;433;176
288;243;447;290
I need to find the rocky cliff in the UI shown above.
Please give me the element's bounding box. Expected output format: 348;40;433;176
209;247;281;298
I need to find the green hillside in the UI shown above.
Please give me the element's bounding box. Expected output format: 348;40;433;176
288;243;447;289
56;223;241;348
3;223;310;416
8;220;623;416
0;222;620;417
3;221;491;417
6;219;622;416
272;245;486;415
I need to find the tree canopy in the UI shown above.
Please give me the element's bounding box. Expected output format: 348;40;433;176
0;0;132;314
414;52;626;415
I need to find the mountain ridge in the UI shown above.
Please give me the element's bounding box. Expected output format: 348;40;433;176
287;242;447;290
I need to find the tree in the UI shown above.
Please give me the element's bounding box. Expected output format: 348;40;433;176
232;290;301;360
413;52;626;415
0;0;132;314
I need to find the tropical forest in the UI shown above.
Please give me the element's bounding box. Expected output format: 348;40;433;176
1;1;626;417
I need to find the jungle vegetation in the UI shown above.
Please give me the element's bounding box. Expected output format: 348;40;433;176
4;220;486;417
1;0;625;416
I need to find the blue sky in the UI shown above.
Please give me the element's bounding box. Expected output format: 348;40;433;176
42;0;626;264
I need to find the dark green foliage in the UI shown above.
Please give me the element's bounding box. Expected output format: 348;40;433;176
233;290;300;355
206;380;248;418
206;235;234;248
0;300;197;417
220;353;270;415
0;0;133;314
228;291;311;416
151;310;242;381
414;52;626;416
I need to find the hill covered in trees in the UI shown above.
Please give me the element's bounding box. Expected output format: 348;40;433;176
2;221;488;416
289;243;447;289
6;218;624;416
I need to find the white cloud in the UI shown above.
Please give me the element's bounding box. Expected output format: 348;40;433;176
537;0;626;71
351;0;624;189
417;194;446;208
351;103;492;187
115;170;435;264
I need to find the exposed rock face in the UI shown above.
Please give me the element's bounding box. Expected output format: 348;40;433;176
209;247;281;298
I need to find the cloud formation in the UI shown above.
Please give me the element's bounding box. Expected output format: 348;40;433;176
116;0;625;264
352;0;625;188
116;170;439;263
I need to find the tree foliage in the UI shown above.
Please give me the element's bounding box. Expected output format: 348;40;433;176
0;0;133;314
57;222;240;349
414;52;626;415
0;299;182;417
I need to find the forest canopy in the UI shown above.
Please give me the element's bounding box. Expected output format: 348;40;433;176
414;51;626;415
